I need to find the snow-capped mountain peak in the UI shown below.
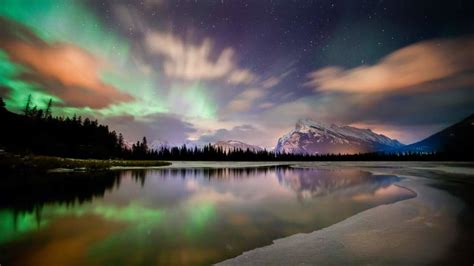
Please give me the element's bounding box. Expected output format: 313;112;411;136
275;119;404;154
295;119;331;133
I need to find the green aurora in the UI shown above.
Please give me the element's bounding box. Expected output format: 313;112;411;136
0;0;217;122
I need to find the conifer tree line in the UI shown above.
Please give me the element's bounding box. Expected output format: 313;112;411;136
0;96;469;161
0;96;148;159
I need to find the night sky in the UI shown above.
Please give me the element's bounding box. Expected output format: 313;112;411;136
1;0;473;148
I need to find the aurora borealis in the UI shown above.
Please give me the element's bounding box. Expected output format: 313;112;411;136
1;0;473;147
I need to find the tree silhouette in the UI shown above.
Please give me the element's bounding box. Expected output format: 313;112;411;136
0;97;6;111
24;94;32;116
44;99;53;119
118;133;124;149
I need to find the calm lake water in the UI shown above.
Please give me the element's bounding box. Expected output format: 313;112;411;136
0;166;415;265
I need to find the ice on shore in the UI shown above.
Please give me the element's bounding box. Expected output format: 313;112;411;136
218;162;469;265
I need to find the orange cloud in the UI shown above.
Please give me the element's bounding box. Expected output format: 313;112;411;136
307;36;474;93
3;41;133;108
0;17;133;108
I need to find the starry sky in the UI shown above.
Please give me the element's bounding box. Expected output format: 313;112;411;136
1;0;473;148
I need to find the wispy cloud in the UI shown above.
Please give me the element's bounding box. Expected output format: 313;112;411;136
227;69;257;85
225;72;290;112
145;31;257;85
227;88;266;112
307;36;474;93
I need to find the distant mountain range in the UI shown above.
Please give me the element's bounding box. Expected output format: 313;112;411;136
275;119;404;155
212;140;263;152
399;114;474;153
147;114;473;155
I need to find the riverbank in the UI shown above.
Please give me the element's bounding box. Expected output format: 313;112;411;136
218;161;474;265
0;154;171;172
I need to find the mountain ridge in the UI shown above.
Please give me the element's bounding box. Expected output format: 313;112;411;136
275;119;404;154
212;140;264;152
401;113;474;153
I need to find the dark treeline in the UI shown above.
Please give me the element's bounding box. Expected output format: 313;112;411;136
0;96;150;159
1;96;471;161
151;145;472;161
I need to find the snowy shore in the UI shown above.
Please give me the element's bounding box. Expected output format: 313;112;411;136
218;162;474;265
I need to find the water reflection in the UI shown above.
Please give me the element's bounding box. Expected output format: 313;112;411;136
0;166;415;266
276;168;404;200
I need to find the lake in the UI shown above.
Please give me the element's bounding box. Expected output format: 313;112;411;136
0;165;416;265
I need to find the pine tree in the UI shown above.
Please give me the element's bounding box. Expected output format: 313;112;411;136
142;137;148;155
30;105;38;117
36;109;44;119
44;98;53;119
0;97;6;111
118;133;124;148
24;94;32;116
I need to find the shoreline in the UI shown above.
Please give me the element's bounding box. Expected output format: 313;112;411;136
3;155;473;172
0;154;171;172
218;162;473;265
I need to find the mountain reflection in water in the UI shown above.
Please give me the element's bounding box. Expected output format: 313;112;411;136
0;166;415;266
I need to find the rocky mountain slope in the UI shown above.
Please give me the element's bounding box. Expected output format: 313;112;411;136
213;140;263;152
275;119;404;155
401;114;474;153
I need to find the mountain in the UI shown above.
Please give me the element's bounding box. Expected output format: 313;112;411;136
275;119;404;155
213;140;264;152
148;139;199;151
149;140;176;150
402;114;474;153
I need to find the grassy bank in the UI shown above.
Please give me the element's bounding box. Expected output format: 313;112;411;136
1;154;171;172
